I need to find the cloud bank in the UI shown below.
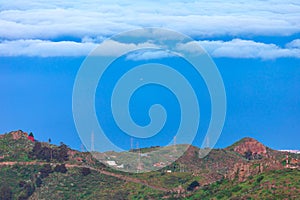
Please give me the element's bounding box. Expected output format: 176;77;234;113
0;0;299;58
199;39;300;59
1;39;299;59
0;40;97;57
1;0;300;39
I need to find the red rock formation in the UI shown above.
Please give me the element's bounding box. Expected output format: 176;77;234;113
233;138;267;156
11;130;28;140
225;159;284;182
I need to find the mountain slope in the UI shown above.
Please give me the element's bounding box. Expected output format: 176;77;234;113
0;131;299;199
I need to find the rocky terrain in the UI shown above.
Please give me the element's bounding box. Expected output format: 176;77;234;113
0;130;299;199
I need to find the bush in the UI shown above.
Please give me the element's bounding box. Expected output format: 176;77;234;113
24;183;35;198
0;185;13;200
57;143;69;162
231;185;242;193
256;175;264;183
187;181;200;191
29;142;52;161
54;164;68;173
16;181;35;200
35;177;43;188
29;142;69;162
244;150;252;160
39;164;53;178
18;181;26;188
81;167;91;176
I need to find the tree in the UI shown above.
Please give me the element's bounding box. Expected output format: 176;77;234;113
18;182;35;200
187;181;200;191
81;167;91;176
43;146;53;162
30;142;53;162
18;181;26;188
0;185;12;200
24;183;35;198
54;164;68;173
29;142;42;159
57;143;69;162
39;164;53;178
244;150;252;160
256;175;264;183
35;177;43;188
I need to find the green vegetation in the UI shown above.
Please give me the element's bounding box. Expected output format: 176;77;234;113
187;169;300;200
0;132;35;162
0;165;165;199
0;131;299;199
29;142;69;162
134;171;195;190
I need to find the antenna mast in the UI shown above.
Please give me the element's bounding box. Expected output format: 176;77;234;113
91;131;95;152
137;142;143;172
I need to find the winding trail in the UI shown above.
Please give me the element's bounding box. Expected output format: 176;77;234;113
0;161;170;193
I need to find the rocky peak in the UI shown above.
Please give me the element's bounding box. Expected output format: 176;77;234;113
9;130;28;140
229;137;267;157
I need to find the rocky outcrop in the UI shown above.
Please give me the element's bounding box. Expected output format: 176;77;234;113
232;137;267;157
11;130;28;140
225;162;262;182
225;159;284;182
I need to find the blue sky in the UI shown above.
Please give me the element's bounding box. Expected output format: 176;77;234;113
0;1;299;151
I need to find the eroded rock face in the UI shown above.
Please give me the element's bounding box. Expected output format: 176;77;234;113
233;138;267;156
225;162;261;182
224;138;286;182
225;159;284;182
11;130;28;140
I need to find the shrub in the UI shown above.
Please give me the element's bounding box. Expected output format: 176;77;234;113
39;164;53;178
81;167;91;176
35;177;43;187
18;181;26;188
256;176;264;183
54;164;68;173
57;143;69;162
187;181;200;191
24;183;35;197
231;185;242;193
244;150;252;160
29;142;69;162
0;185;13;200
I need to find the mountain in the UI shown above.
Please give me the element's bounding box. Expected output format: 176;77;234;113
0;130;299;199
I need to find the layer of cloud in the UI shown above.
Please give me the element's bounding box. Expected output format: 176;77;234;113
0;39;97;57
286;39;300;49
198;39;300;59
0;0;299;40
1;38;299;59
0;39;158;57
0;1;300;58
125;50;175;61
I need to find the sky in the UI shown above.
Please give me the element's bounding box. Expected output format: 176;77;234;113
0;0;299;151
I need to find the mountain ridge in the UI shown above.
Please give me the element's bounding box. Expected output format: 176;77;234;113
0;130;299;199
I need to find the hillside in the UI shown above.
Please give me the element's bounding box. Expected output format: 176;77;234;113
0;130;299;199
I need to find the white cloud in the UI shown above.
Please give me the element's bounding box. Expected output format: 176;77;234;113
0;1;300;58
89;40;159;57
125;50;175;61
286;39;300;49
176;41;206;55
198;39;300;59
1;38;299;59
0;39;160;57
0;0;299;40
0;40;97;57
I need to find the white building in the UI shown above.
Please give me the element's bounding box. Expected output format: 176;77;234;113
106;160;117;166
